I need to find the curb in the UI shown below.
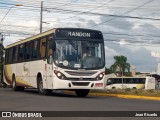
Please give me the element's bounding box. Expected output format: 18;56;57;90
63;91;160;101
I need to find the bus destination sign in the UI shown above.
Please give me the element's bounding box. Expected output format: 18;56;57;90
68;31;91;38
55;28;103;40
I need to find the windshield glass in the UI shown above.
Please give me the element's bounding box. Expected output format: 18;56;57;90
54;39;105;69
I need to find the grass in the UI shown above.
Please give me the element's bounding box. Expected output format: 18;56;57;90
90;89;160;97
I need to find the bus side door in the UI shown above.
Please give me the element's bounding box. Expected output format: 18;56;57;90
46;35;55;89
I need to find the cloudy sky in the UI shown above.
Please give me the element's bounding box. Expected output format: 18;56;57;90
0;0;160;72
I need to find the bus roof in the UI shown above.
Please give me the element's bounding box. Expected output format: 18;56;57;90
6;28;55;49
6;28;102;49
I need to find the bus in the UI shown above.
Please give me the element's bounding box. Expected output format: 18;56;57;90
105;76;155;90
3;28;105;97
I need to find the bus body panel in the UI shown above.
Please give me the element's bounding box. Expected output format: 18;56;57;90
29;60;48;88
4;62;105;90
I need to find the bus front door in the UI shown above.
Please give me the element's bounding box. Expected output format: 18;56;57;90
46;55;54;89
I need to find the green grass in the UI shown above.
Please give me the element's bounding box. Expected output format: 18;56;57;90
90;89;160;97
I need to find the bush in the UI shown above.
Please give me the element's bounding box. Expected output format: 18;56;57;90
125;88;131;92
147;89;155;93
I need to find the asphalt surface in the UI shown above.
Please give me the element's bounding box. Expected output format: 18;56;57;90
0;88;160;120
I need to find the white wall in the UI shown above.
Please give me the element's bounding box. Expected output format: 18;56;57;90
156;63;160;75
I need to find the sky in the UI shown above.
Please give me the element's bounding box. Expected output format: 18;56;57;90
0;0;160;72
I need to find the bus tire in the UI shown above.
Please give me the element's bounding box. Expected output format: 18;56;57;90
19;87;24;91
12;76;21;91
37;76;52;95
75;89;89;97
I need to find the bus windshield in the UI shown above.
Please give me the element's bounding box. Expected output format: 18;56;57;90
54;39;105;69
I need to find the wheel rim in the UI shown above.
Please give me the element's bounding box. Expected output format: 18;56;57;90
12;80;15;88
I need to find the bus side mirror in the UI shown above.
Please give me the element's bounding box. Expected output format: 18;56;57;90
48;55;53;64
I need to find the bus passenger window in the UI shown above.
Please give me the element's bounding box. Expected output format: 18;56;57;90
40;37;46;58
32;40;39;59
24;42;31;60
107;79;112;85
13;46;18;62
5;49;8;64
8;48;13;63
18;44;24;61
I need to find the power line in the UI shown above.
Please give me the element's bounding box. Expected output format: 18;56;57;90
103;32;160;38
89;0;156;28
105;40;160;47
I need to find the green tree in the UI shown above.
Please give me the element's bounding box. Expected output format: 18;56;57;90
110;55;130;76
105;67;113;74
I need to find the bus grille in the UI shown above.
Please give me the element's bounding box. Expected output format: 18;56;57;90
68;78;96;81
65;71;97;76
72;82;90;86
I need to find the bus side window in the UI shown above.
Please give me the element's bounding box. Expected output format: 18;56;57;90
130;78;133;84
5;49;8;64
118;78;122;84
123;78;127;84
8;48;13;64
107;79;112;85
32;40;39;59
24;42;31;60
40;37;46;58
6;49;10;64
142;78;145;84
18;44;24;62
13;46;18;62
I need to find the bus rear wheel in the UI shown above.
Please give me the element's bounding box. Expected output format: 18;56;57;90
75;89;90;97
12;76;24;91
38;77;52;95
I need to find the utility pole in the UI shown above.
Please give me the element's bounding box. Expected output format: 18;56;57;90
0;33;4;87
40;1;43;33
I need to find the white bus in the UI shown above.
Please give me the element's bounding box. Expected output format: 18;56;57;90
3;28;105;97
105;77;155;90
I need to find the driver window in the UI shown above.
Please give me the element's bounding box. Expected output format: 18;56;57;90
47;35;54;57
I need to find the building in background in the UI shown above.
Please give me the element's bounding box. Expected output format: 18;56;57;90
156;63;160;75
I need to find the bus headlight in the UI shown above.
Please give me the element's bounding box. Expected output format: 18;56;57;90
96;72;105;80
54;70;66;80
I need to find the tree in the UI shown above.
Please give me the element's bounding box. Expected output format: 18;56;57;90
105;67;113;75
110;55;130;76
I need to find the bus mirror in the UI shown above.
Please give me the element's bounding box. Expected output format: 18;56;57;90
48;55;53;64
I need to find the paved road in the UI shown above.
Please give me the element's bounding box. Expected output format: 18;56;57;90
0;88;160;120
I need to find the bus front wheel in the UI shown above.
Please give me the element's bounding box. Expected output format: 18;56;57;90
75;89;90;97
38;77;52;95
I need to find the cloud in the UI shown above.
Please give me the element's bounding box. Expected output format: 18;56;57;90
151;51;160;58
119;39;128;45
105;46;119;68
